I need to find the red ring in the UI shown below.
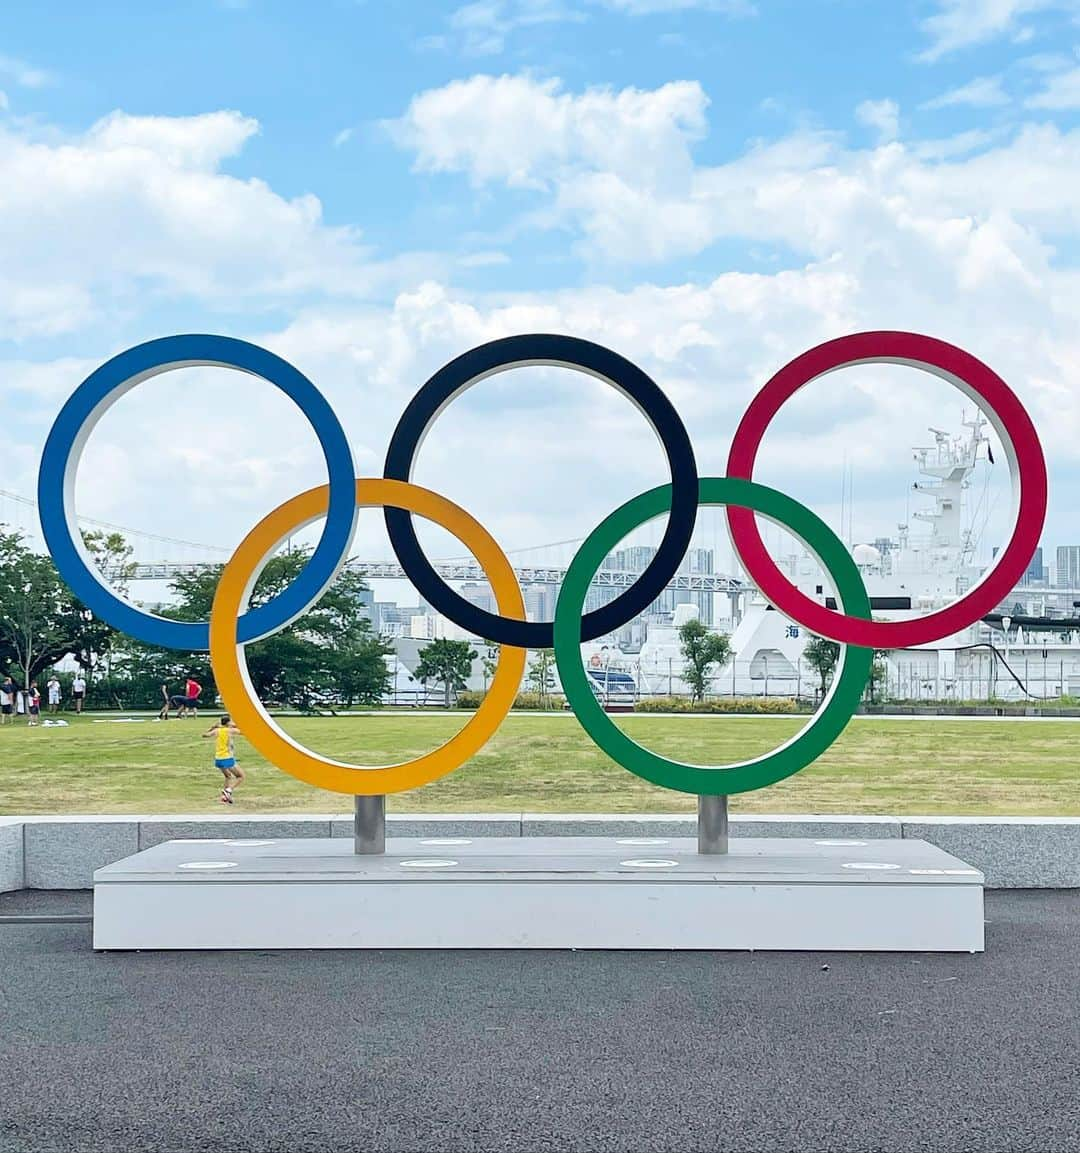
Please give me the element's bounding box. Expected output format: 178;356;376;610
725;331;1047;648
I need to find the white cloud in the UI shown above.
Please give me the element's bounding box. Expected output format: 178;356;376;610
918;0;1075;62
1026;63;1080;107
445;0;584;55
1019;50;1074;71
373;74;1080;562
922;74;1010;108
15;203;1070;567
450;1;518;56
39;270;856;562
0;109;393;338
53;255;1028;567
912;128;995;159
0;52;54;88
333;126;355;148
856;98;900;143
9;81;1080;565
389;73;1080;276
458;250;511;266
437;0;749;56
86;108;259;169
388;73;707;190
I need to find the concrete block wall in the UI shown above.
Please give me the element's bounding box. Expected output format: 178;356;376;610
1;813;1077;889
138;815;336;850
0;817;24;892
22;817;139;890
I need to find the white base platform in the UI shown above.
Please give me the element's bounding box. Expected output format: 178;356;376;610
93;836;985;952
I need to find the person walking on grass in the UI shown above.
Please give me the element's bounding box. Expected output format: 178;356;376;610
47;675;61;714
72;671;86;714
204;714;244;804
159;683;187;720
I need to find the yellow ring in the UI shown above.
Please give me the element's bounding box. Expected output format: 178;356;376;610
208;478;526;795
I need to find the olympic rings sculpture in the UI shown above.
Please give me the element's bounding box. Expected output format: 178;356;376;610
38;332;1047;797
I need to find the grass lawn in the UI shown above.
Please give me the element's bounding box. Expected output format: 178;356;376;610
1;710;1078;816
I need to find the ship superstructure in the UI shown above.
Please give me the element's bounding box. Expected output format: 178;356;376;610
635;413;1080;702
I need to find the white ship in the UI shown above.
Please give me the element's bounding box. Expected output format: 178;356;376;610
636;414;1080;703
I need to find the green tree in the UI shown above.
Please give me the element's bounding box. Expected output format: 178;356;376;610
127;551;390;708
678;618;731;703
82;530;137;594
803;635;840;698
74;530;137;675
106;638;210;711
865;653;888;705
481;644;499;693
414;638;477;707
0;531;70;688
526;649;556;703
0;530;121;689
329;644;394;708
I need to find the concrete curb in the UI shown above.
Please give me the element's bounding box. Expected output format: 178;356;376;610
1;813;1077;890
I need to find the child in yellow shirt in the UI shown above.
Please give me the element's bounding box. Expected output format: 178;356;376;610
203;714;244;804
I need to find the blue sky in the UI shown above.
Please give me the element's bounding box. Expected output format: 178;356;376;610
6;0;1073;291
2;0;1080;573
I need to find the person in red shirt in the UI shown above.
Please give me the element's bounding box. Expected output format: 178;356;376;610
183;677;202;717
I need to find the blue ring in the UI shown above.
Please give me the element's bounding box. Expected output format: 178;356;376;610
38;335;357;651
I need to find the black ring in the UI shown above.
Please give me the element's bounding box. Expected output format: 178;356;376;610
383;334;698;648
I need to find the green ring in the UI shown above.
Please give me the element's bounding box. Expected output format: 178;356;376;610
553;477;873;795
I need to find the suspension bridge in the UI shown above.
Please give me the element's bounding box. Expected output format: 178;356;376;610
0;488;748;603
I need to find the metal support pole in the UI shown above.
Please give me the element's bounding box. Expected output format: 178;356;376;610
354;794;385;855
697;794;729;855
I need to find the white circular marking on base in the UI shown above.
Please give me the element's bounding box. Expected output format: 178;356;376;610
178;861;238;870
420;838;473;845
224;839;275;846
400;859;458;868
842;862;901;870
616;838;671;846
620;858;680;868
815;839;868;846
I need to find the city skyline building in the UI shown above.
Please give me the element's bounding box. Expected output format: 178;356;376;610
1024;546;1045;584
525;584;556;622
366;538;1080;650
605;544;716;625
459;582;497;616
1056;545;1080;589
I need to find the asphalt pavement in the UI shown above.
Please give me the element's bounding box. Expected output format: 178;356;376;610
1;889;1077;1153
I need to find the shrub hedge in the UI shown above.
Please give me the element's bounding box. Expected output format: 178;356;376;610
456;691;801;714
456;690;564;711
635;695;801;714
